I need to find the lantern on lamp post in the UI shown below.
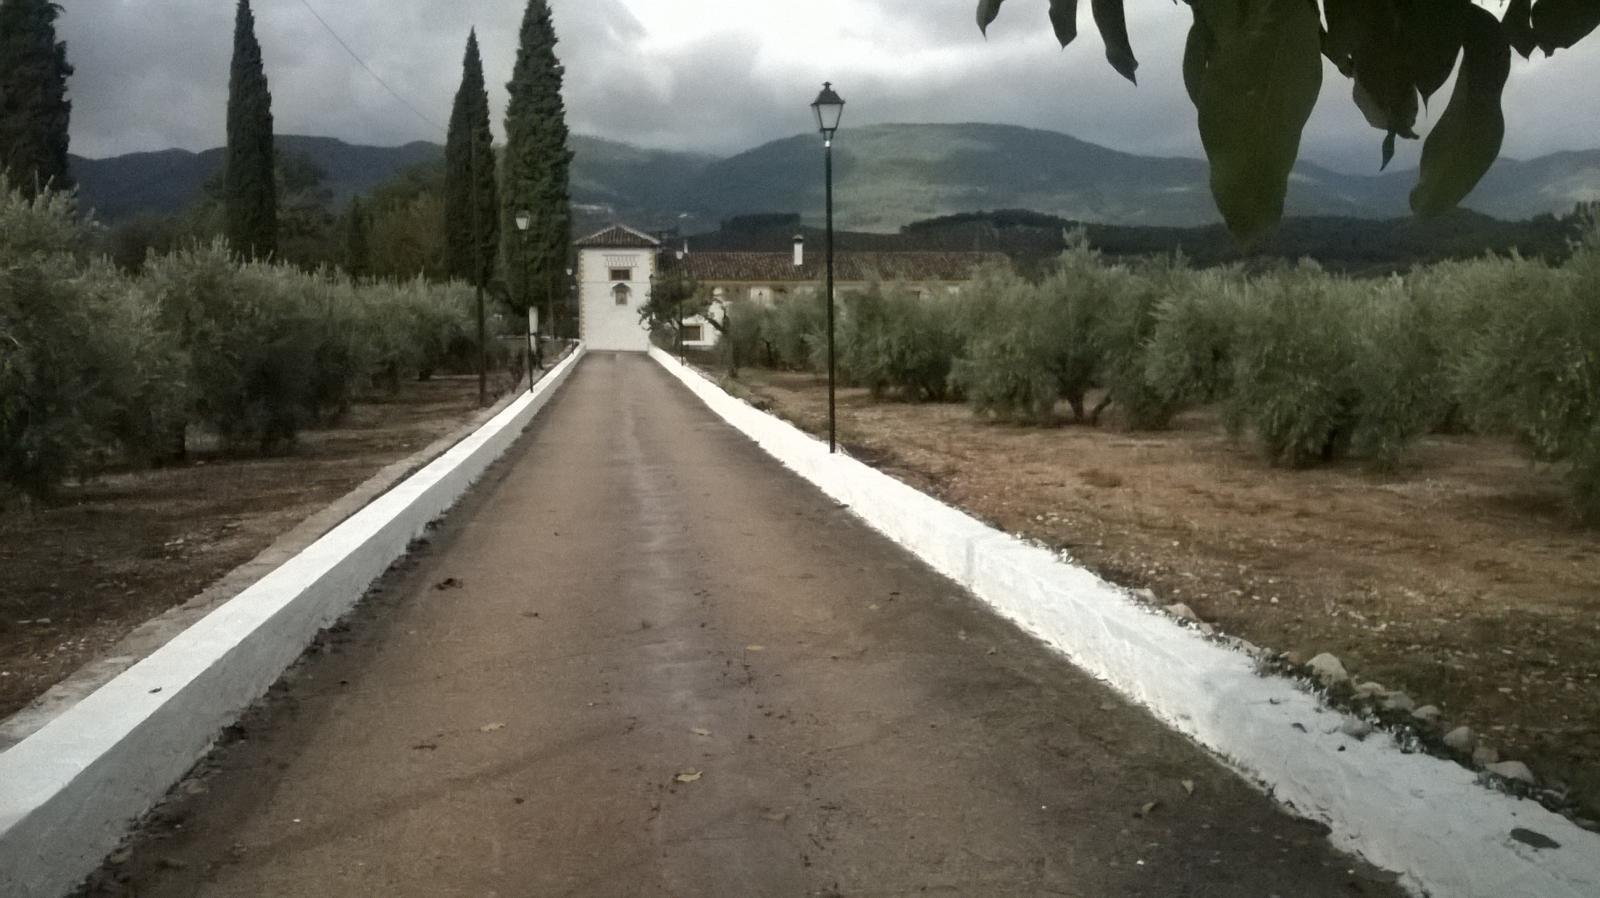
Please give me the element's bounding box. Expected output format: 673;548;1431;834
811;82;845;454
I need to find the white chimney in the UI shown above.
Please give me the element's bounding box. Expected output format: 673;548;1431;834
793;234;805;268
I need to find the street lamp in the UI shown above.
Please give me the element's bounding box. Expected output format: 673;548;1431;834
811;81;845;454
514;209;540;370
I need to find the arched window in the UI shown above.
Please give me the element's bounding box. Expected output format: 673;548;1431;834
613;284;631;306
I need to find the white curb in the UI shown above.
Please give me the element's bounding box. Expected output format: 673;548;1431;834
0;346;586;898
650;346;1600;898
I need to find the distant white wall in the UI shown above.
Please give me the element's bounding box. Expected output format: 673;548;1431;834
579;249;654;352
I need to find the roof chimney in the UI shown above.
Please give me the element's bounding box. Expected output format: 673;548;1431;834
793;234;805;268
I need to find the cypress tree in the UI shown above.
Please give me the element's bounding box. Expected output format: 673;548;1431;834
502;0;573;318
345;197;371;280
0;0;74;198
225;0;277;260
444;29;498;286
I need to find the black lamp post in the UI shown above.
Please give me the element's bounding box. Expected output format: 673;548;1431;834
514;209;541;371
811;81;845;454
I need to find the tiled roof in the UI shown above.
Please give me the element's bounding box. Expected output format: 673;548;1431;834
663;251;1006;284
574;224;661;249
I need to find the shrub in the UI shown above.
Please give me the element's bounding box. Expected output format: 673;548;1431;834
1095;255;1184;429
1347;278;1452;469
0;263;109;499
0;186;188;499
0;178;82;260
838;282;964;401
1225;266;1365;466
71;259;190;467
1452;222;1600;520
763;292;826;371
142;243;321;453
1142;266;1245;417
953;237;1117;423
717;298;764;378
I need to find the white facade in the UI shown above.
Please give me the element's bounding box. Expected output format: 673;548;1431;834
578;242;656;353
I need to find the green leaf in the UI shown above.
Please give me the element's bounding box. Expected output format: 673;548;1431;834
1091;0;1139;83
1321;0;1361;75
1050;0;1081;47
1191;0;1324;243
1351;4;1420;139
1403;0;1466;103
1411;5;1512;217
977;0;1006;35
1504;0;1538;57
1183;12;1215;107
1531;0;1600;54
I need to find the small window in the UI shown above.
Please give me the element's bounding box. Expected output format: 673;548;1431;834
681;324;704;342
613;284;631;306
609;267;633;282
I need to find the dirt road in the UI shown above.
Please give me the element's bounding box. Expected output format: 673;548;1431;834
90;353;1401;897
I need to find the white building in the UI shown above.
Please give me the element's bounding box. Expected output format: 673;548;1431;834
574;224;660;352
576;223;1006;352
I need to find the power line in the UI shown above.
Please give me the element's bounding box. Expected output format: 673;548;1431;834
295;0;447;136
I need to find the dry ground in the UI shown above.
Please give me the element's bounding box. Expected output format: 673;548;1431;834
0;375;505;720
731;367;1600;823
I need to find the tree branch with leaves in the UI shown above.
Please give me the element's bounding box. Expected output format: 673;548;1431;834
977;0;1600;241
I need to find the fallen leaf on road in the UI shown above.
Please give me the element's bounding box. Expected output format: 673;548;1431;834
761;811;790;823
1181;780;1196;797
690;728;711;737
675;770;703;783
1510;828;1560;850
480;723;505;733
746;645;766;652
434;578;463;591
1135;801;1160;818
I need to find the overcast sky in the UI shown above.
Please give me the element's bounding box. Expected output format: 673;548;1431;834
60;0;1600;174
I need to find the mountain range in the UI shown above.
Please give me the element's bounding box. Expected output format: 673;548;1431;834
69;124;1600;232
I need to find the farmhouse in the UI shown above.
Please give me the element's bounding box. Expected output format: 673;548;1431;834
576;224;1005;352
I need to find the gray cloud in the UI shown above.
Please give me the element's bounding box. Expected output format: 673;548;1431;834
58;1;1600;175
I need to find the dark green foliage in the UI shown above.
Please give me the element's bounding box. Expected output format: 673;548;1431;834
1189;0;1323;242
1223;268;1365;466
953;238;1124;423
502;0;573;315
0;0;73;197
763;294;826;371
225;0;277;260
0;178;486;497
445;30;498;286
973;0;1600;240
1;264;111;498
1448;224;1600;520
0;189;185;501
838;284;965;402
950;271;1066;424
1142;269;1242;414
1347;280;1453;469
1094;256;1183;429
345;197;370;279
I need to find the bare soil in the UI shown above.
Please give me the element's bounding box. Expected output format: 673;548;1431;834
0;376;502;721
731;368;1600;823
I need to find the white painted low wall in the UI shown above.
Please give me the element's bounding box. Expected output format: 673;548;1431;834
0;347;586;898
650;346;1600;898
